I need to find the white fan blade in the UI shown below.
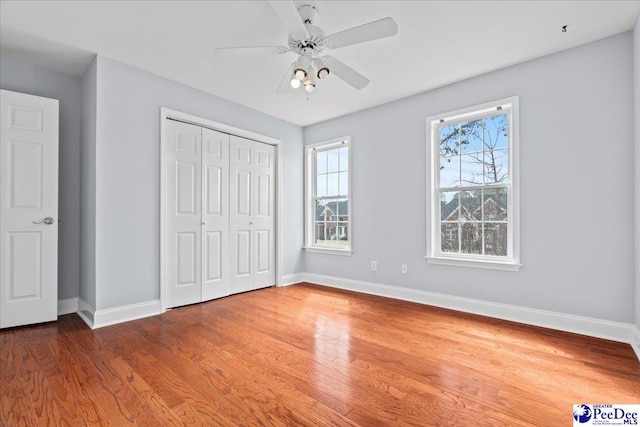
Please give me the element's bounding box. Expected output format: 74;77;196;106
324;56;369;89
326;17;398;49
268;0;309;39
277;63;297;94
216;46;289;56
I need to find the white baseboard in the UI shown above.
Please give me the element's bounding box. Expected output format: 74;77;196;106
279;273;306;287
74;298;160;329
57;298;79;315
632;326;640;361
76;298;95;328
300;273;637;348
92;299;161;329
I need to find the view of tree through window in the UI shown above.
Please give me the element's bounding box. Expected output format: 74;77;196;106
438;113;509;256
314;145;349;246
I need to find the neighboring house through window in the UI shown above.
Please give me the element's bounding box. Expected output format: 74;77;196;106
305;136;352;255
426;97;520;271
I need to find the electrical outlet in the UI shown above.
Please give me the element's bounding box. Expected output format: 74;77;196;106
401;264;408;274
371;261;377;271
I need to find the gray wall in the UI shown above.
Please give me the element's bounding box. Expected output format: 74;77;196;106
80;56;97;309
0;55;81;301
634;14;640;331
92;56;304;310
304;32;635;324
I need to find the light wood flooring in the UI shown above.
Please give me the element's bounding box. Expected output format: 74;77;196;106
2;283;639;426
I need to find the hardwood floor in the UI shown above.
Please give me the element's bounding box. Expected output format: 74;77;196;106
2;283;639;426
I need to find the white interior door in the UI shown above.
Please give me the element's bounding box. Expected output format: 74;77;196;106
0;89;59;328
229;136;275;294
201;128;230;301
165;119;202;308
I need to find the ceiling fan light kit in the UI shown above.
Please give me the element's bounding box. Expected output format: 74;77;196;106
292;55;310;84
216;1;398;97
313;57;330;80
303;74;316;93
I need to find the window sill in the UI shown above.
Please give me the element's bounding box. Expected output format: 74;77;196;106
425;255;521;271
304;246;353;256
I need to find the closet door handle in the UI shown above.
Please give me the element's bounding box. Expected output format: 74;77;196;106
249;221;254;225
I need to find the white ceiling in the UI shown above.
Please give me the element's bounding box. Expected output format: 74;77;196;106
1;1;639;126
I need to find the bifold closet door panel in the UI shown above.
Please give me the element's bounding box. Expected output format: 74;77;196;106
229;136;276;294
165;120;202;308
253;142;276;289
201;128;230;301
229;136;255;294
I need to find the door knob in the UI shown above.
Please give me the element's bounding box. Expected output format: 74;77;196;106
202;221;206;225
33;217;55;225
249;221;254;225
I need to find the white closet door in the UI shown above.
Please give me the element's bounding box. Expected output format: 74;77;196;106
229;136;255;293
201;128;229;301
229;136;275;294
253;142;276;289
164;118;276;307
0;89;59;328
165;120;202;308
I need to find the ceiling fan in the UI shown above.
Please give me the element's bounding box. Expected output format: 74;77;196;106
216;1;398;95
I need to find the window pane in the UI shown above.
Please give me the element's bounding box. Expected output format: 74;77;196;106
440;191;458;221
461;154;483;185
316;151;327;174
335;198;348;217
315;199;326;221
460;119;483;153
327;149;339;173
315;222;326;243
440;124;459;157
339;171;348;195
323;199;338;220
484;223;507;256
327;172;339;196
461;223;482;254
316;174;327;197
460;190;482;221
440;155;460;188
483;188;507;221
339;147;348;171
337;222;348;244
484;114;508;149
315;220;340;245
441;223;459;253
484;149;508;183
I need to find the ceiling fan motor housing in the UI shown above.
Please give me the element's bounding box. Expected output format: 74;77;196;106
289;23;326;56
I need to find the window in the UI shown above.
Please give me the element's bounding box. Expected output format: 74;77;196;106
305;137;351;255
426;97;520;271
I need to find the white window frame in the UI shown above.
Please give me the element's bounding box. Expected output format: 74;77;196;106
426;96;521;271
304;136;352;255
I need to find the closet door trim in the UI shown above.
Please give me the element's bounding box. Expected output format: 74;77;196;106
160;107;281;313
